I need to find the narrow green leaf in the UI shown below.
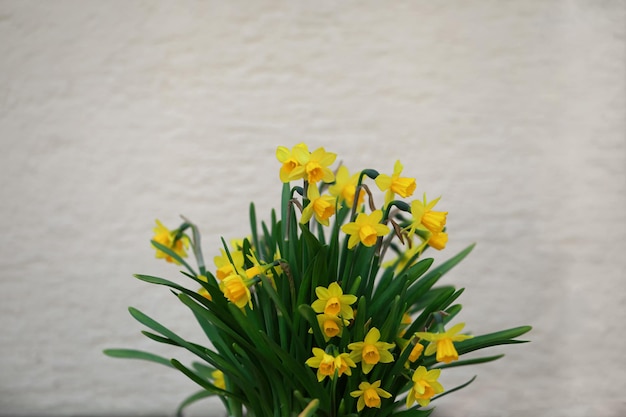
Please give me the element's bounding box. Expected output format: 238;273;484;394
170;359;246;404
389;407;434;417
432;375;477;401
103;349;173;368
433;354;505;369
176;390;215;417
454;326;532;356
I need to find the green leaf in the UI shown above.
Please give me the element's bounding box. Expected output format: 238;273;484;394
454;326;532;356
433;354;505;369
170;359;246;403
176;390;216;417
181;217;206;276
390;407;434;417
432;375;477;401
297;304;326;348
103;349;173;368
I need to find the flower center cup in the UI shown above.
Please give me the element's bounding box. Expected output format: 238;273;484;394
364;388;381;408
306;162;324;183
362;344;380;365
359;225;378;246
324;297;341;315
391;177;416;197
319;357;335;377
323;319;340;338
436;338;458;363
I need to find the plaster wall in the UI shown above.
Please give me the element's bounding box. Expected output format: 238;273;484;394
0;1;624;416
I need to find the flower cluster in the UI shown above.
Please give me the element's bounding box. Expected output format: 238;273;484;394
107;143;531;417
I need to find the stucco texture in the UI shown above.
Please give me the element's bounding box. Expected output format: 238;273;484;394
1;1;624;416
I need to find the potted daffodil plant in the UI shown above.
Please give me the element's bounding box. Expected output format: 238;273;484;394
106;144;531;417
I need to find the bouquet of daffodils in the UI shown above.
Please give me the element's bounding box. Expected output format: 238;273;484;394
106;144;531;417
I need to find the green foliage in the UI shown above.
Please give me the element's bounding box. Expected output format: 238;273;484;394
105;147;531;417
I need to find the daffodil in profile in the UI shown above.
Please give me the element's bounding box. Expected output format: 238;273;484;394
348;327;395;374
328;165;365;208
341;210;390;249
289;146;336;183
276;143;309;183
311;282;357;320
350;380;392;412
406;366;444;407
151;220;190;264
300;184;336;226
405;196;448;238
414;322;473;364
427;230;448;250
211;370;226;390
375;160;417;206
219;274;252;309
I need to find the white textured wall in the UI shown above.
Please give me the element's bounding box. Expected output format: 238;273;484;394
1;1;624;416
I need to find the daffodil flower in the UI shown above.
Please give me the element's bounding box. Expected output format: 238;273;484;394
305;348;356;382
151;220;190;264
314;313;348;341
350;380;392;411
414;322;473;364
311;282;357;320
300;184;336;226
276;143;309;183
375;160;417;206
406;366;444;408
408;341;424;363
427;230;448;250
405;196;448;238
211;370;226;390
289;146;336;183
219;274;252;309
328;165;365;208
348;327;395;374
341;210;390;249
213;249;245;281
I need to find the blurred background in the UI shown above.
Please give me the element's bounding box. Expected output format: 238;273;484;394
1;1;624;416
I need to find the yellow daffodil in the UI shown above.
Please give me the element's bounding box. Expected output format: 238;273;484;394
276;143;309;183
414;322;473;364
408;341;424;363
289;146;336;183
152;220;190;264
219;274;252;309
211;370;226;390
375;160;417;206
314;313;348;341
335;352;357;378
350;380;392;412
305;348;356;382
405;196;448;238
328;165;365;209
214;249;244;281
341;210;390;249
348;327;395;374
300;185;336;226
427;230;448;250
406;366;444;408
311;282;357;320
